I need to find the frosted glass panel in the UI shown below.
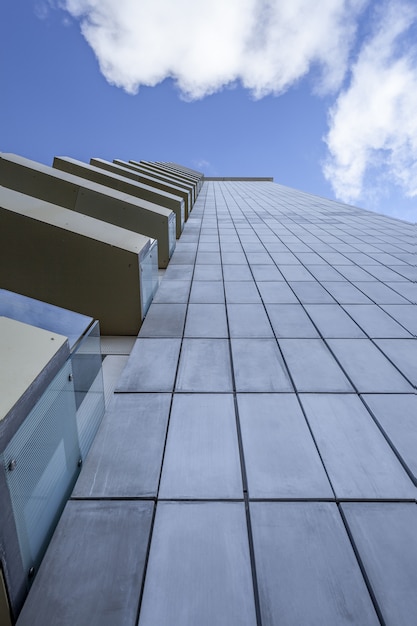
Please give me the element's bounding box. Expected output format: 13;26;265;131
72;321;105;459
140;239;159;316
169;213;176;254
1;362;80;576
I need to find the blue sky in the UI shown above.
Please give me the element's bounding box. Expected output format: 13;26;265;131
1;0;416;222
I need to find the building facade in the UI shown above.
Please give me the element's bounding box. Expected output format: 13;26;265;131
3;169;417;625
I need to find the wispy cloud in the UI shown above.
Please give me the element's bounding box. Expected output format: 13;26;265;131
62;0;365;98
35;0;73;25
34;0;54;20
324;1;417;204
193;159;211;170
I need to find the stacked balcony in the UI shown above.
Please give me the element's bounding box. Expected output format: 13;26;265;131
0;154;203;624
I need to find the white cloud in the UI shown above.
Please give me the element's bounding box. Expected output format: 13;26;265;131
62;0;365;98
324;1;417;204
62;0;417;214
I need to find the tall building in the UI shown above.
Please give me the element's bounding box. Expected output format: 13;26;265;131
2;163;417;625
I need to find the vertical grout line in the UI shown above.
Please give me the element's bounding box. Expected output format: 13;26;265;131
218;181;263;626
154;187;208;500
133;498;158;626
338;504;386;626
359;395;417;487
134;184;207;626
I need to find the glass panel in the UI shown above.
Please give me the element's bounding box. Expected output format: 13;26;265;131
140;239;159;316
71;320;102;409
168;213;176;255
1;362;80;577
72;321;105;460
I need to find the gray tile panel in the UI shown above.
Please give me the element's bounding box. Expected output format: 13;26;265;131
168;251;197;264
138;502;257;626
245;252;272;264
289;281;336;303
370;252;408;264
264;242;290;252
219;236;240;244
295;252;328;264
265;303;319;337
343;252;379;265
270;251;300;264
251;502;379;626
222;264;252;281
227;303;274;337
17;500;153;626
300;394;416;499
392;252;415;263
176;242;197;253
176;339;233;392
192;264;223;280
189;280;225;303
279;339;354;392
363;265;410;281
116;338;181;392
184;303;228;337
242;243;267;253
333;265;375;281
341;502;417;626
224;280;262;303
139;303;187;337
362;394;417;483
327;339;414;393
343;304;412;338
196;251;221;264
392;265;417;281
198;242;219;252
231;338;293;392
153;279;191;303
238;394;333;499
386;281;417;303
73;394;170;497
279;265;315;281
219;242;243;252
257;281;298;303
305;304;365;338
161;264;194;281
221;251;248;264
305;265;346;281
200;235;219;243
319;252;354;264
380;305;417;335
374;339;417;386
251;264;284;281
352;281;409;304
159;394;242;499
308;242;333;252
180;233;200;243
320;281;372;304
